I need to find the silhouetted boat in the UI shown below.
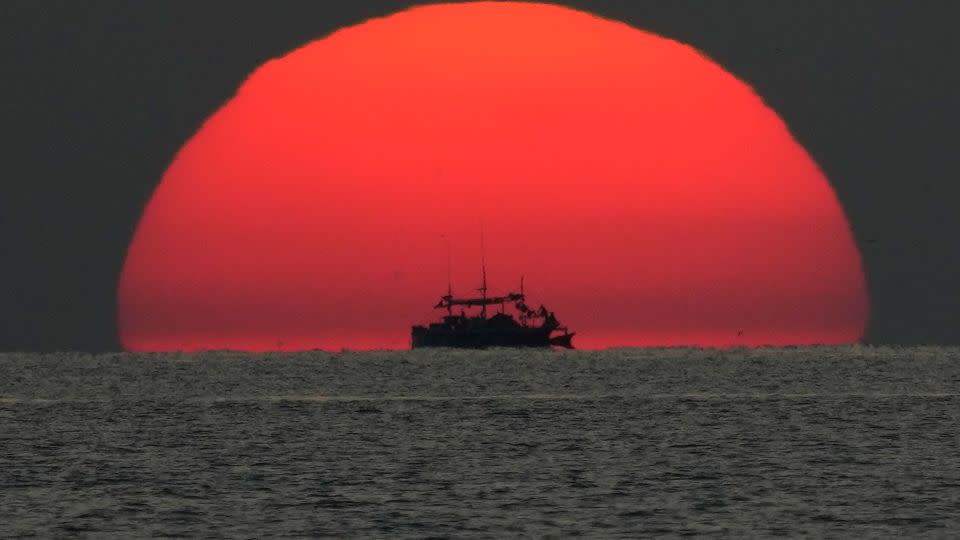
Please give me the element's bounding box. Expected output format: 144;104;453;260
411;247;574;348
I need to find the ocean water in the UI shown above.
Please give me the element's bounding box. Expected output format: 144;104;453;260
2;346;959;537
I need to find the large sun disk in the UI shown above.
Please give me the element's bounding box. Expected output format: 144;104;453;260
119;2;868;351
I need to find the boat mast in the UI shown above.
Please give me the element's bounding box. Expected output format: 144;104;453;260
480;227;488;319
442;234;452;316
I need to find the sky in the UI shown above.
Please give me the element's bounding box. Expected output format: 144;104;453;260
1;1;958;351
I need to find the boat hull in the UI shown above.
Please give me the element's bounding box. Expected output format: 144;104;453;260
411;325;573;349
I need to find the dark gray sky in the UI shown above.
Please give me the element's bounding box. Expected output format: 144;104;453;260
2;1;958;351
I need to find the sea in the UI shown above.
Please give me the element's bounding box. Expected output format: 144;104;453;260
1;346;959;537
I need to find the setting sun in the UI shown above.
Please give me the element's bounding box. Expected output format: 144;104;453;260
118;1;868;351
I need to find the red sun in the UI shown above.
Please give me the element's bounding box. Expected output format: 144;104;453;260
119;2;868;351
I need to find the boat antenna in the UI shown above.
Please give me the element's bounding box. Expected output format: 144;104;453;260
480;224;488;319
441;234;452;315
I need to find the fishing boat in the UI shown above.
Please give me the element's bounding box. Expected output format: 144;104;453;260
411;251;574;348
